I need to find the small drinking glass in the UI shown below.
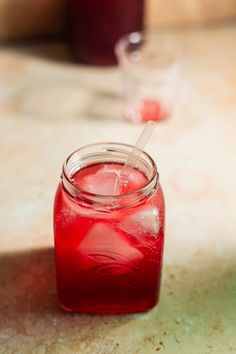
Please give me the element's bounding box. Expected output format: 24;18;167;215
115;30;185;122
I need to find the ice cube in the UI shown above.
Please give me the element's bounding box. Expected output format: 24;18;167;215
119;207;160;240
94;164;121;175
77;223;143;271
83;172;120;195
92;164;147;194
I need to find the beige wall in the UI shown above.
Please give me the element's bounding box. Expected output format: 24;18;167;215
0;0;235;40
0;0;65;40
146;0;236;27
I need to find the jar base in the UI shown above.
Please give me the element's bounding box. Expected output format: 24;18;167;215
58;298;159;315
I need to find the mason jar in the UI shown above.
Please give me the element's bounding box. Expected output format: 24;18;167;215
54;143;165;314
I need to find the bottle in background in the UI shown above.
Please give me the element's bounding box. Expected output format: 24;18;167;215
67;0;144;65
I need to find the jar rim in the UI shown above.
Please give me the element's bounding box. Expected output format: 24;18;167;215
62;142;158;206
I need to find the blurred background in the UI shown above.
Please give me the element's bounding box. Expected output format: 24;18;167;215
0;0;235;41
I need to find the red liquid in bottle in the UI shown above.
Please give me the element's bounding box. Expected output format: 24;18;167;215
67;0;144;65
54;163;165;314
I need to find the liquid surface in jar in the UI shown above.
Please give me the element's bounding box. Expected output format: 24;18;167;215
71;162;148;196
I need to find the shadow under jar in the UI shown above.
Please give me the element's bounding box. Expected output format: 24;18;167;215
54;143;165;314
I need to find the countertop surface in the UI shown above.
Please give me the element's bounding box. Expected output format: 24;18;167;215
0;24;236;354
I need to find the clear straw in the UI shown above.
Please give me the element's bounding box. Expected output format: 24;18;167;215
113;121;156;195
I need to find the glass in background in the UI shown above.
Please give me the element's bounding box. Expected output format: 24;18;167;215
115;30;185;122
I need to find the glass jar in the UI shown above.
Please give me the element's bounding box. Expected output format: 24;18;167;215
66;0;144;65
54;143;165;314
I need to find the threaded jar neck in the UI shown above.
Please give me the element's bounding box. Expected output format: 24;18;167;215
61;142;159;211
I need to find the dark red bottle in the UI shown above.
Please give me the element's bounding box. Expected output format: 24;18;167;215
67;0;144;65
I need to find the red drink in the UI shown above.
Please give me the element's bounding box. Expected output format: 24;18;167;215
67;0;144;65
54;143;165;313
